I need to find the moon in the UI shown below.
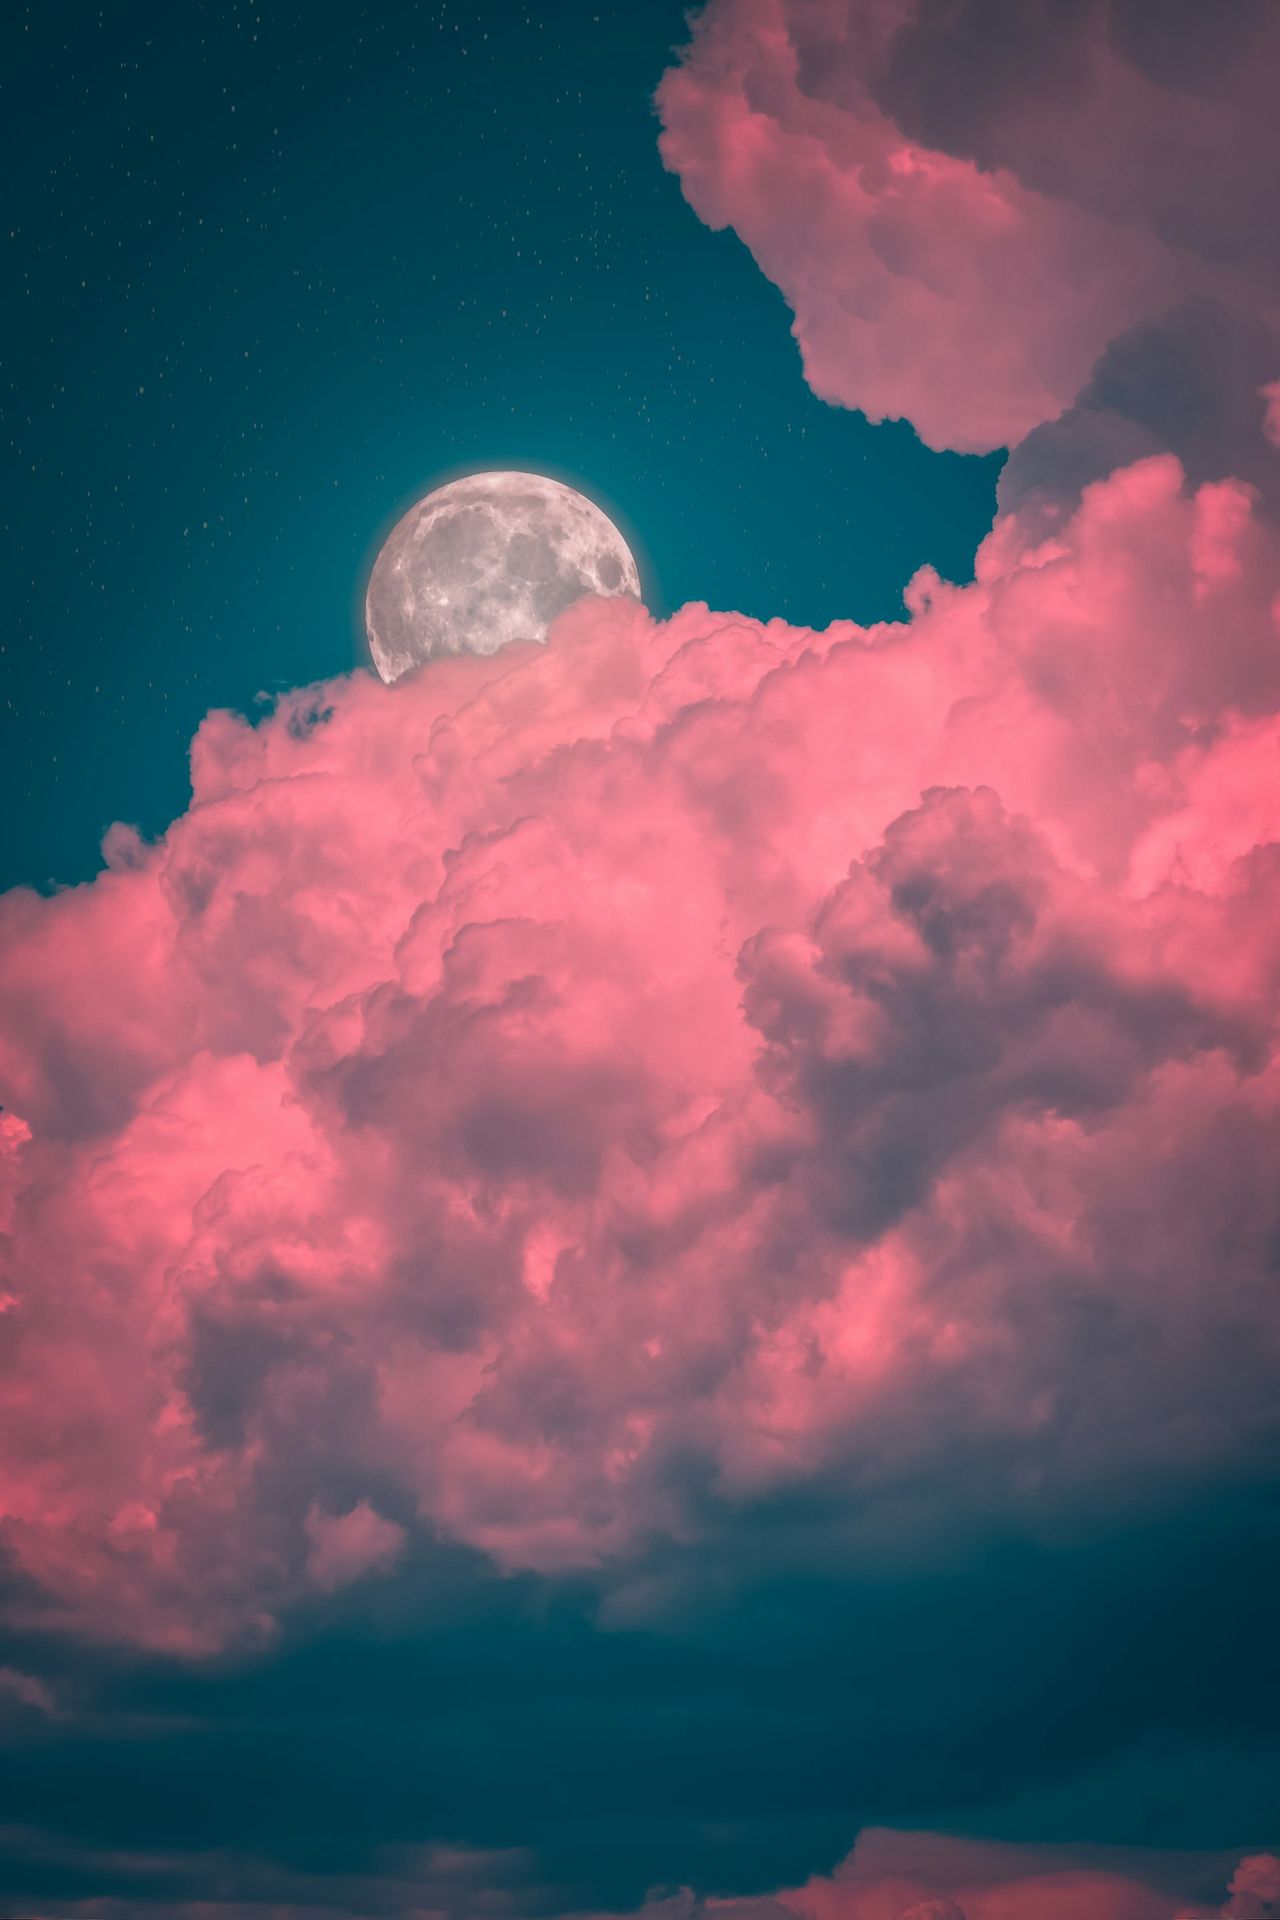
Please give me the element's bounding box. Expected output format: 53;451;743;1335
364;471;642;682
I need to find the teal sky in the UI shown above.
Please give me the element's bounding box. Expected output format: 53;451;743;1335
4;0;1000;892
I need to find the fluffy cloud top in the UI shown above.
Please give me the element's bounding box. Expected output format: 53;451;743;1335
694;1830;1280;1920
2;449;1279;1651
657;0;1279;452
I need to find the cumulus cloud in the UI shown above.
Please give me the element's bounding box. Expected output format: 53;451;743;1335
798;1832;1278;1920
606;1833;1280;1920
656;0;1279;454
1;1827;1275;1919
1;446;1279;1651
998;299;1280;538
304;1500;406;1590
1219;1855;1280;1920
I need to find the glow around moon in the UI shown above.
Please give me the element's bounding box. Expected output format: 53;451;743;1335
365;471;642;682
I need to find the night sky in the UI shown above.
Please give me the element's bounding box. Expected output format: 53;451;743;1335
6;0;996;892
3;6;1279;1920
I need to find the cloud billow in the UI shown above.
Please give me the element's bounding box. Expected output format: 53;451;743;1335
2;453;1279;1660
657;0;1280;455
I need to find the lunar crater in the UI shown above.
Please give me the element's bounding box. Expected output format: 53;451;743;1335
365;471;642;682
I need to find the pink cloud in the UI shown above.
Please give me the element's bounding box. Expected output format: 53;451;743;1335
602;1834;1280;1920
1;450;1279;1650
0;1664;58;1716
1222;1855;1280;1920
1262;383;1280;452
770;1831;1280;1920
303;1499;406;1589
655;1;1280;452
0;1832;1274;1920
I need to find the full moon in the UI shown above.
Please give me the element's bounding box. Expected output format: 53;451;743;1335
364;471;642;682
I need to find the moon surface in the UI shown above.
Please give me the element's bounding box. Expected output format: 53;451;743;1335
365;471;642;682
